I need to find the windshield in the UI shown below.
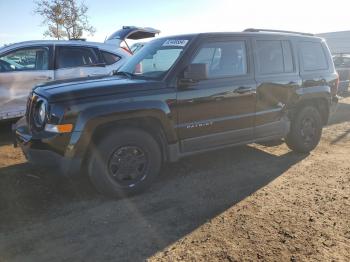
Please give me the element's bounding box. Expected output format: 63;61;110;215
119;37;192;79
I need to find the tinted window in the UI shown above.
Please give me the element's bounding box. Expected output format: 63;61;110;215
256;40;284;74
101;51;120;65
257;40;296;74
300;42;328;71
0;47;49;72
57;47;99;69
192;41;247;78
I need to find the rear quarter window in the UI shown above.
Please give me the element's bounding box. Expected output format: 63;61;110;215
101;51;121;65
299;41;328;71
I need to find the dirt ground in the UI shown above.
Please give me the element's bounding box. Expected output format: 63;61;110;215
0;98;349;262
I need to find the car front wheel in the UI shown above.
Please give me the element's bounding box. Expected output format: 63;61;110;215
88;128;162;197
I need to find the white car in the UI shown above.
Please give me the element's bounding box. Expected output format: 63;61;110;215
0;26;160;120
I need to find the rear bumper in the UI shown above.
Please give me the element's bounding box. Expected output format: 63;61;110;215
14;118;81;177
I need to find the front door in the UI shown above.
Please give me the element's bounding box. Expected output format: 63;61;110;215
0;46;53;119
176;38;257;153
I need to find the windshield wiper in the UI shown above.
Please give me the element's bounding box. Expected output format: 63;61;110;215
113;71;134;79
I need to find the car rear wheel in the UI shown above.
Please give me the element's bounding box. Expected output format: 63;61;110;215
285;106;323;153
88;128;162;197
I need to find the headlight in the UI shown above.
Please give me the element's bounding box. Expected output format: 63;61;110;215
34;100;47;128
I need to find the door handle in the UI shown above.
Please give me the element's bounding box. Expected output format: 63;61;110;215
235;86;253;94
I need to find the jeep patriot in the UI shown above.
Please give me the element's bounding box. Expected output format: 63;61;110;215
15;29;339;197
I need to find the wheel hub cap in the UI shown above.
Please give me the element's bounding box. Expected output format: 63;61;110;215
108;146;148;186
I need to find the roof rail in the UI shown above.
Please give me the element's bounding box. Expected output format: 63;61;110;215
243;28;314;36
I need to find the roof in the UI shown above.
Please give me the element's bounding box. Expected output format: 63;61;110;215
0;40;123;54
1;30;321;54
155;31;320;41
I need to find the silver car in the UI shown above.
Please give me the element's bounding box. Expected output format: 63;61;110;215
0;26;160;120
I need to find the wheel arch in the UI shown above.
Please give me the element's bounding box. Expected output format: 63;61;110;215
291;85;331;125
290;93;331;126
87;116;170;162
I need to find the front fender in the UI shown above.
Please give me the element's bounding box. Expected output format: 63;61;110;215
66;100;177;158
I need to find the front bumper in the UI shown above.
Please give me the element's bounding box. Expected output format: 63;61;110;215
14;118;82;177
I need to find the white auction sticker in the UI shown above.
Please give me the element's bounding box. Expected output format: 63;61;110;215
162;40;189;47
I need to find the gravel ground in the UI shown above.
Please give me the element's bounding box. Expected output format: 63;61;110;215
0;98;349;261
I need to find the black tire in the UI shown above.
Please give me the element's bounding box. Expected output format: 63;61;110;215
88;128;162;198
285;106;323;153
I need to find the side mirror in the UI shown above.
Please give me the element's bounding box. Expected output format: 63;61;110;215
183;63;208;82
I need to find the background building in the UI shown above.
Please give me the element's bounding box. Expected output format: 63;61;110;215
317;31;350;54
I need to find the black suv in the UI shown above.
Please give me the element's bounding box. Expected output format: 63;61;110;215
15;29;339;197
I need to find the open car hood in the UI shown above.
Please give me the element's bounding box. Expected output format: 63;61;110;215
104;26;160;47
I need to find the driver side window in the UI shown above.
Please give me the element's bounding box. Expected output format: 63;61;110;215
0;47;49;73
192;41;247;78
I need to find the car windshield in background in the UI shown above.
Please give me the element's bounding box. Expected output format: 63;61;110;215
119;38;192;79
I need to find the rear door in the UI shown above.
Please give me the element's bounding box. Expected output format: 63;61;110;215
176;37;257;153
0;45;53;119
253;37;301;139
54;46;108;80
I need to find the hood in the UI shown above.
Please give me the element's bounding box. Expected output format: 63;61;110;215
34;76;165;103
105;26;160;47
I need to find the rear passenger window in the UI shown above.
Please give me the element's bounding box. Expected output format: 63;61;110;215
101;51;121;65
192;41;247;78
300;42;328;71
256;40;295;74
56;47;99;69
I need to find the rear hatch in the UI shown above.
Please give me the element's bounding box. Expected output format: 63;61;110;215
104;26;160;53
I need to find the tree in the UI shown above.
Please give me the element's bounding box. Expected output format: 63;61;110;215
34;0;96;40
